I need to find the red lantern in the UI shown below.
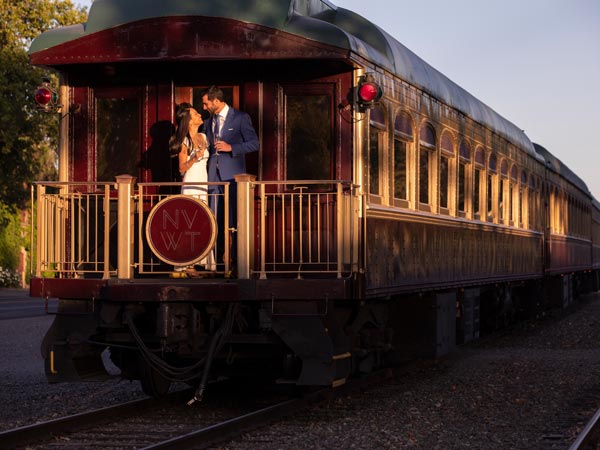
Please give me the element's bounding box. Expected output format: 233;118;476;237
33;80;59;112
355;74;382;111
34;87;53;106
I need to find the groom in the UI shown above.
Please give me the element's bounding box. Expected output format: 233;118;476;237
201;86;259;270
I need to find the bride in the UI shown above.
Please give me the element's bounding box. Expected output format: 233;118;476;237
170;102;209;200
169;102;215;272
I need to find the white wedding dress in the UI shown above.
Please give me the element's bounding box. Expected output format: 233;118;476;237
180;134;215;270
181;135;209;201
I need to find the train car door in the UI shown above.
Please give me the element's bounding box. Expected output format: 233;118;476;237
257;79;352;271
262;80;350;184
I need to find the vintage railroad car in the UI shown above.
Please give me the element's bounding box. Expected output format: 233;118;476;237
28;0;599;397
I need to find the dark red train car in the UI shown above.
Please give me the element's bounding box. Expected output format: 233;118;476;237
28;0;598;397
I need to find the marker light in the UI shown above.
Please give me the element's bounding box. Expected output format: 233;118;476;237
34;80;59;112
358;82;381;103
35;87;53;105
355;74;382;111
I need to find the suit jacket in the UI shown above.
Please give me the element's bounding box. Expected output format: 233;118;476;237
206;107;259;182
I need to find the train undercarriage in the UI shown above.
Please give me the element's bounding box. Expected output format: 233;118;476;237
37;270;599;398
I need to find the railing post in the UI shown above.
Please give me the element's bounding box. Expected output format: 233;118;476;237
35;184;45;278
336;183;343;278
116;175;135;279
259;184;267;279
235;174;256;279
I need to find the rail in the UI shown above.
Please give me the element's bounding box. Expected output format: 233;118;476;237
568;406;600;450
30;177;357;280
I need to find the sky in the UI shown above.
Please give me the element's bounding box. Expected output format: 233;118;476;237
76;0;600;198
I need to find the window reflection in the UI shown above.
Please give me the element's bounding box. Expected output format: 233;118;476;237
285;94;332;181
96;97;139;181
440;156;449;209
394;139;407;199
369;129;380;195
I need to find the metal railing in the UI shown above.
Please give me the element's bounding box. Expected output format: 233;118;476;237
255;181;356;279
31;181;116;279
31;178;357;280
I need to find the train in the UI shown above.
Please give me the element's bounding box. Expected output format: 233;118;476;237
27;0;600;399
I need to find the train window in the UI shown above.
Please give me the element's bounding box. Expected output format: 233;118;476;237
95;89;141;182
473;167;482;218
369;129;380;196
393;112;412;204
394;111;413;135
419;149;429;205
528;175;536;230
458;141;470;215
393;139;407;200
440;156;449;209
510;166;517;225
369;107;386;200
285;93;332;182
499;160;508;224
439;132;454;213
520;171;528;228
419;123;435;208
458;163;466;213
487;153;497;222
473;147;485;220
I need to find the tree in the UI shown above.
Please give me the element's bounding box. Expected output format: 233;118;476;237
0;0;87;213
0;0;87;275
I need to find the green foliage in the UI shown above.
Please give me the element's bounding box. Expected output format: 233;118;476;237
0;0;88;50
0;0;87;213
0;0;87;279
0;202;27;272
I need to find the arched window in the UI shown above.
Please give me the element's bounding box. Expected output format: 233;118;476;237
419;123;435;207
393;112;413;202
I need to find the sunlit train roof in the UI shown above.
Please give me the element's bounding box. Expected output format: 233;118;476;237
30;0;537;155
533;144;590;195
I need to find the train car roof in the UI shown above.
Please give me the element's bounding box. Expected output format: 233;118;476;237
30;0;536;155
533;143;591;196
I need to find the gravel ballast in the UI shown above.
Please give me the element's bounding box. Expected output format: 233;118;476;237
2;291;600;450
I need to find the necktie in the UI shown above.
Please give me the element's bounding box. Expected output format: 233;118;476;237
213;115;220;138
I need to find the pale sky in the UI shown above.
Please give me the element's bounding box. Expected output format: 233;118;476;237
76;0;600;199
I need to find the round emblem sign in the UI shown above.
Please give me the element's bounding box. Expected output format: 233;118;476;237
145;195;217;266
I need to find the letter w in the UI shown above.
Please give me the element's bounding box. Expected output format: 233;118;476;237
160;231;182;250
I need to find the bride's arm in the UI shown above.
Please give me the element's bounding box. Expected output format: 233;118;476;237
179;143;197;175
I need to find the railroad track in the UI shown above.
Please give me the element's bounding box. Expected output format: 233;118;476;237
0;373;389;449
568;406;600;450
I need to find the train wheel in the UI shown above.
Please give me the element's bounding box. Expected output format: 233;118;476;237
140;362;171;398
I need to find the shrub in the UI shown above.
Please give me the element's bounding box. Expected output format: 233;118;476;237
0;267;20;288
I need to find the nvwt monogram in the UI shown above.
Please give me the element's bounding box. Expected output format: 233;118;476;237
159;209;204;251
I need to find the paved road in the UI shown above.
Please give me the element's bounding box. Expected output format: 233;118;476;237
0;288;57;320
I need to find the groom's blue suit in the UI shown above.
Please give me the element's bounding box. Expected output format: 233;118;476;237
206;106;258;268
206;107;259;182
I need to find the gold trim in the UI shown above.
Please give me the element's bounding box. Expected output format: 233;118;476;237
332;378;346;388
50;350;57;374
332;352;351;361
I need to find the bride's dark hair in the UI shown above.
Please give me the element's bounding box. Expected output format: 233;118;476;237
168;102;194;156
